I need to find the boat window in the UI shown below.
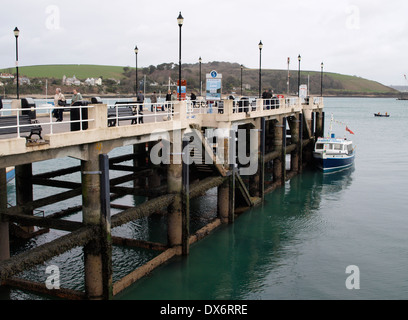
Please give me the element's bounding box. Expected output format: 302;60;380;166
347;145;353;152
316;143;324;150
327;144;333;150
334;144;342;150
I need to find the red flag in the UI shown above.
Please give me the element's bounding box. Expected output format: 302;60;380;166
346;126;354;135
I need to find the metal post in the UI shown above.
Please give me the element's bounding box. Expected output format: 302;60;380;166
99;154;112;300
182;137;190;255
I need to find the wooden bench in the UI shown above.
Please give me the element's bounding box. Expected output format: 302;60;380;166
0;114;42;140
107;104;143;127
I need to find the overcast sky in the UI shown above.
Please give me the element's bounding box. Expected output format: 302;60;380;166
1;0;407;85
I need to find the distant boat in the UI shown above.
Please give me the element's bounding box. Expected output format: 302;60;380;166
6;167;15;183
374;113;390;117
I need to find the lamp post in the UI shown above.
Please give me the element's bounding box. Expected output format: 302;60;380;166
320;62;324;97
287;57;290;95
258;40;263;99
298;54;301;97
177;12;184;101
240;64;243;96
134;46;138;96
199;56;202;96
14;27;20;99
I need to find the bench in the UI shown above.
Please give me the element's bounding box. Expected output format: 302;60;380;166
0;114;42;140
107;103;143;127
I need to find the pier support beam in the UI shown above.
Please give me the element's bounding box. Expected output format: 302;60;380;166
273;117;286;185
15;163;34;234
288;115;300;173
81;147;112;300
0;168;9;261
167;147;183;253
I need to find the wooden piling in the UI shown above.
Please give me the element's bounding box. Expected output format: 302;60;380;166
0;168;9;261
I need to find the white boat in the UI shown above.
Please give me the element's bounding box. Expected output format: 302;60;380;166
313;115;355;172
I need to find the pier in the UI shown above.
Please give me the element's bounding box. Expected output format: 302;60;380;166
0;96;324;299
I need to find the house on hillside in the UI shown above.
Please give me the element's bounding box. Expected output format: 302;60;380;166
0;73;14;79
63;75;81;86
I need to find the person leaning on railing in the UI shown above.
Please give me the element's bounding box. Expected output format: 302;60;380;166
71;89;83;105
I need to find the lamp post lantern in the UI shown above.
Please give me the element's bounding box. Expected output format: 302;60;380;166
298;54;301;97
14;27;20;99
320;62;324;97
177;12;184;101
199;56;202;96
134;46;138;95
258;40;263;99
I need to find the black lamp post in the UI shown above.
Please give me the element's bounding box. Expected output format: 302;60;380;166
199;56;202;96
177;12;184;101
241;64;243;96
258;41;263;99
298;54;301;97
14;27;20;99
134;46;138;95
320;62;324;97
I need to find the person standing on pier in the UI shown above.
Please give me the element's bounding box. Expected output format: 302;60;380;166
137;90;144;123
71;88;82;105
151;91;157;111
54;88;66;122
190;92;196;107
165;90;172;111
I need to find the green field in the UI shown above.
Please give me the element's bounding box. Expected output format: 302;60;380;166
1;64;128;79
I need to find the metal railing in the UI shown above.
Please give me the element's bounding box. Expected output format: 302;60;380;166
0;104;94;138
106;101;176;126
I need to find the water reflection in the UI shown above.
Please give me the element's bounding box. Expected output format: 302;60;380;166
117;167;355;300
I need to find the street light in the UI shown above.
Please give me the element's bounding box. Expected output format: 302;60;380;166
134;46;138;95
258;40;263;99
320;62;324;97
14;27;20;99
287;57;290;95
241;64;243;96
298;54;301;97
177;12;184;101
199;56;202;96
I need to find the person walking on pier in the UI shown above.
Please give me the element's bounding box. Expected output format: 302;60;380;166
54;88;66;122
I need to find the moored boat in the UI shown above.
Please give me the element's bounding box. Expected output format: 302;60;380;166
6;167;15;183
313;115;355;172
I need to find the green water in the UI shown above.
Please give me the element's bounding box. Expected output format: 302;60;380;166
116;97;408;300
2;97;408;300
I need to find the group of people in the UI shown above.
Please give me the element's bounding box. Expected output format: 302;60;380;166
53;88;82;122
52;88;199;122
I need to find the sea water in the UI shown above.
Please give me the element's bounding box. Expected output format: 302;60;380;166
1;97;408;300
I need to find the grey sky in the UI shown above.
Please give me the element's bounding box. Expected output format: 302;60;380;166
1;0;407;86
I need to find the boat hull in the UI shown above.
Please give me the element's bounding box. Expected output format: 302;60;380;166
6;167;15;183
313;154;355;172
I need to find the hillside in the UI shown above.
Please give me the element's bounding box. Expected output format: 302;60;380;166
0;62;398;97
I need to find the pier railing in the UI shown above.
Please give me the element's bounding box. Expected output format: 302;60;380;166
0;96;323;142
